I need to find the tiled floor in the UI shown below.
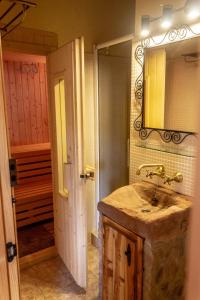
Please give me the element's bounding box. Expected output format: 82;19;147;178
20;244;99;300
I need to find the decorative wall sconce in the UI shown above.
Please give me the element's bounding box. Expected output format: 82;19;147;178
141;0;200;37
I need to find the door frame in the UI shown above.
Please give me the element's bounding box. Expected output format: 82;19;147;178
5;38;87;287
1;47;55;299
93;33;134;229
0;36;87;296
0;40;20;299
0;184;12;300
2;50;57;269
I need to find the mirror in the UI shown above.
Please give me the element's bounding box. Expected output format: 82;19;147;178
143;37;200;133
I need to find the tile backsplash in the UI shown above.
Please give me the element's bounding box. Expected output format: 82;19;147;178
129;41;197;197
129;144;196;196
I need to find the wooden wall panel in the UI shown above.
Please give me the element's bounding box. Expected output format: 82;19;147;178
3;53;49;146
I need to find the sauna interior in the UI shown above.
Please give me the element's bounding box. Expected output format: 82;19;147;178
3;51;54;257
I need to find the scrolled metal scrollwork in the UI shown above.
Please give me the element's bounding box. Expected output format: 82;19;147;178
168;25;188;41
135;45;144;65
134;114;142;131
135;75;143;104
134;24;197;144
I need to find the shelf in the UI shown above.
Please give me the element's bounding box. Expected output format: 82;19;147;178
135;144;196;158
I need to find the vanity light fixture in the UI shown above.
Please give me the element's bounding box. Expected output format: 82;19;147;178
161;5;173;29
141;15;150;37
185;0;200;20
140;0;200;37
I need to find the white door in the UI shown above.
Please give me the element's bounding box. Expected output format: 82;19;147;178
48;37;88;287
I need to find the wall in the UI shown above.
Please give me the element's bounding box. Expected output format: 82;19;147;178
98;54;130;200
129;38;198;197
20;0;135;52
3;52;49;146
186;135;200;299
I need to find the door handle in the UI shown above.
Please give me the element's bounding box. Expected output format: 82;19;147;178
80;171;95;180
125;244;131;266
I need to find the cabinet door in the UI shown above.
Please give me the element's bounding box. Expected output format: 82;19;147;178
103;217;143;300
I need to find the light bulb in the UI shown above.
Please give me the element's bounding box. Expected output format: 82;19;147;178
161;5;173;29
141;29;150;37
187;7;200;19
161;20;172;29
185;0;200;20
141;15;150;37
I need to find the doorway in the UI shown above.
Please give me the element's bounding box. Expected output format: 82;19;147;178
2;42;98;298
3;51;54;258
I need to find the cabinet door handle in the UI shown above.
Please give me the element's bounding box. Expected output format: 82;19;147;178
125;244;131;266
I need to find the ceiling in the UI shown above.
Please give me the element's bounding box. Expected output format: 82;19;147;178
0;0;193;51
13;0;135;51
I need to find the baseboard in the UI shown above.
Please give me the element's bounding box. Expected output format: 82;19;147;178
91;231;99;249
19;246;57;270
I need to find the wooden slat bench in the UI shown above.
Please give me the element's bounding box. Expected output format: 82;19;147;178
11;143;53;228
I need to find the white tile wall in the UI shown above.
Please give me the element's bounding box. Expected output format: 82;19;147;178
129;41;197;197
130;145;196;196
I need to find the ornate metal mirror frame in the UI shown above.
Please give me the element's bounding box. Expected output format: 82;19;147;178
134;24;200;144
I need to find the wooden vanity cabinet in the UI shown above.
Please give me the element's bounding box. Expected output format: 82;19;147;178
102;216;144;300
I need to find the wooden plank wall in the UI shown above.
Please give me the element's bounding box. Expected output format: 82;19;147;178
3;52;49;146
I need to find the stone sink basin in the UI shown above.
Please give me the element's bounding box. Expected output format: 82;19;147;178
98;181;192;241
98;182;192;300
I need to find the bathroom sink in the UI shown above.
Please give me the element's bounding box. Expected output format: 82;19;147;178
101;181;190;216
134;183;179;210
98;181;192;240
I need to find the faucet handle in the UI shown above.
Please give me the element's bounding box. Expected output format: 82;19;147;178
146;170;150;178
163;176;171;185
173;172;183;183
163;172;183;185
146;170;154;179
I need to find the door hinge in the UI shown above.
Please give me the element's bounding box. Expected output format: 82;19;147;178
6;242;17;263
12;196;16;205
9;158;17;187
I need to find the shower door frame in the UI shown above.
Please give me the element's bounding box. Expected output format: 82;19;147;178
93;33;134;229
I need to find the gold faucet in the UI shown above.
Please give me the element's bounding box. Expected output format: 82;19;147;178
136;164;165;178
136;164;183;185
